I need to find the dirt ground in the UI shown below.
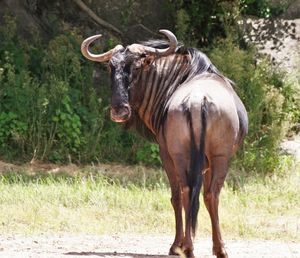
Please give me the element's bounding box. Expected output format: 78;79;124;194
0;234;300;258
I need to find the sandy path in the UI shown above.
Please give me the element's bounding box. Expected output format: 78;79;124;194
0;234;300;258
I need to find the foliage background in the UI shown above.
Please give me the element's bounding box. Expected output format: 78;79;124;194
0;0;299;178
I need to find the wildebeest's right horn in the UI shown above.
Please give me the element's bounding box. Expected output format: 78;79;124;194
154;29;178;56
128;29;178;56
81;34;124;62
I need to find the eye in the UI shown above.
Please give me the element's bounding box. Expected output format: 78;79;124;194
132;60;142;70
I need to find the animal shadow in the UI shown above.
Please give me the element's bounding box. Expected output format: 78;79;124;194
65;251;178;257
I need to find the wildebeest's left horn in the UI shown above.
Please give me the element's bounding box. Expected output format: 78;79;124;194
128;29;178;56
81;34;124;62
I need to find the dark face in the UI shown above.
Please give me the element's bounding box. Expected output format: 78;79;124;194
109;51;133;123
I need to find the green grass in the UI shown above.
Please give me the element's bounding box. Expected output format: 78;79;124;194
0;162;299;242
0;166;172;235
219;168;300;241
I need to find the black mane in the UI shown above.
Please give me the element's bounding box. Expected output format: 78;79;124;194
139;39;184;50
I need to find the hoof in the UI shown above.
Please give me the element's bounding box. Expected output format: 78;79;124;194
181;245;195;258
216;253;228;258
169;245;195;258
169;245;180;256
169;246;195;257
184;249;195;258
213;247;228;258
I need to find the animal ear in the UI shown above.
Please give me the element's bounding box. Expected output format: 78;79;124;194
142;55;155;69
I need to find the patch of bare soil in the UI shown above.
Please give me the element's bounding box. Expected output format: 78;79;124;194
0;234;299;258
0;160;79;175
0;160;142;177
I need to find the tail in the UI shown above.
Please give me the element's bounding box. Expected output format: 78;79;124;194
188;97;207;237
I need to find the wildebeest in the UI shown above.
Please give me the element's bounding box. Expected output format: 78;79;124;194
81;30;248;258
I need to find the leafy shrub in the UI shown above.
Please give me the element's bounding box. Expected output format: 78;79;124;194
240;0;290;18
209;36;297;175
52;96;82;153
0;112;27;146
0;14;147;164
171;0;289;47
171;0;242;46
136;143;161;167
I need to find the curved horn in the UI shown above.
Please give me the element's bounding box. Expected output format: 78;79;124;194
81;34;124;62
128;29;178;56
155;29;178;55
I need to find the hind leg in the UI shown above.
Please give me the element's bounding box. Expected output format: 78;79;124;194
159;146;184;255
203;156;229;258
171;154;194;258
161;108;198;257
181;185;194;258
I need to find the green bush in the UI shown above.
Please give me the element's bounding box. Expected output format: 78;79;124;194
171;0;243;46
0;14;148;164
171;0;289;47
136;143;161;167
209;36;298;175
240;0;290;18
0;112;27;147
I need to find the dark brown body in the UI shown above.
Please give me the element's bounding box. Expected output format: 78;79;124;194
81;30;248;258
158;73;246;258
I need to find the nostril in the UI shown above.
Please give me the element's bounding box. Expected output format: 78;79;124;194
110;108;117;117
122;104;130;112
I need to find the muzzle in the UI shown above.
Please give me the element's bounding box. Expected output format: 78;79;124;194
110;104;131;123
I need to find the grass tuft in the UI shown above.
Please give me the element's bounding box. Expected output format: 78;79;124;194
0;162;299;241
